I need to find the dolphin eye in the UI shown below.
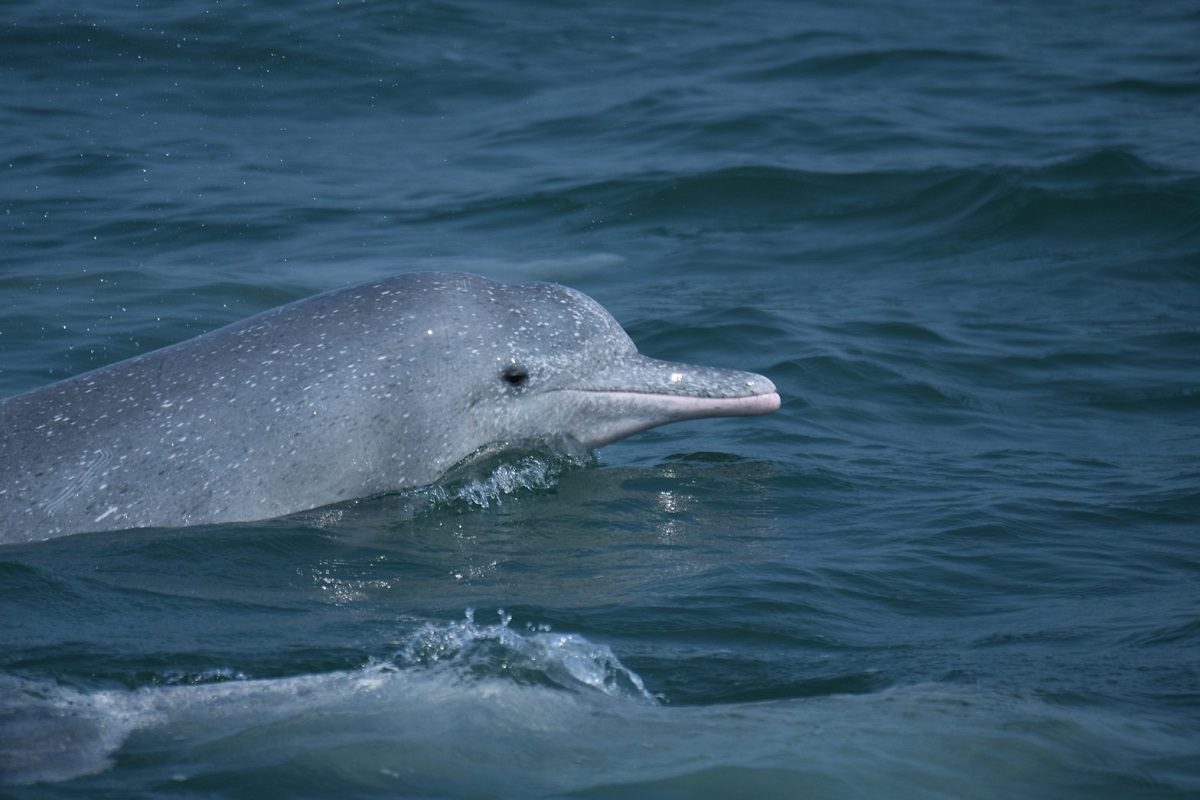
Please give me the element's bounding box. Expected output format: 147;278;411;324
501;364;529;389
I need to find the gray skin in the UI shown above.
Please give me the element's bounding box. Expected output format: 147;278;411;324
0;272;779;544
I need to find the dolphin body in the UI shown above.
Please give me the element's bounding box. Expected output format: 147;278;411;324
0;273;779;543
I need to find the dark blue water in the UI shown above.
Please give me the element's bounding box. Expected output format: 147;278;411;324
2;1;1199;797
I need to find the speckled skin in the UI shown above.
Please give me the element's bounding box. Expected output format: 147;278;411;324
0;273;779;543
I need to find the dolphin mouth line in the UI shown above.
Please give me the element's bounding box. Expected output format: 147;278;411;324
552;388;782;414
567;387;778;399
546;388;779;450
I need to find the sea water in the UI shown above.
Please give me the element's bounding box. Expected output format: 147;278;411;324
1;1;1198;797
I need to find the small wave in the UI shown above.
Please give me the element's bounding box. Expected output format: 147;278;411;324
0;613;652;786
3;673;1194;796
417;153;1200;257
1091;78;1200;98
734;46;1008;82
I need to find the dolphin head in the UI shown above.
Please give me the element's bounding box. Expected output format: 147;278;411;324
389;274;779;468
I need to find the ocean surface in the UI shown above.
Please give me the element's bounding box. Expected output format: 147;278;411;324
2;0;1199;797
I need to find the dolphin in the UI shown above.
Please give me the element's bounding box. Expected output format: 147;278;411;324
0;272;779;543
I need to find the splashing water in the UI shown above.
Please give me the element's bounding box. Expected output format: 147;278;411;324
422;457;566;510
296;447;591;529
421;443;594;512
397;609;656;703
